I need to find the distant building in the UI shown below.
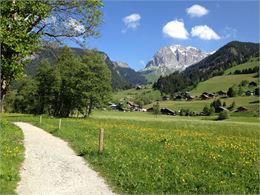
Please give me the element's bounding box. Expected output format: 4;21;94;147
162;96;170;101
147;107;154;112
245;90;253;96
108;102;126;111
216;106;229;113
200;94;210;100
127;101;140;111
249;81;257;87
200;92;214;100
175;95;182;100
161;108;176;115
136;85;142;90
217;90;227;96
236;106;248;112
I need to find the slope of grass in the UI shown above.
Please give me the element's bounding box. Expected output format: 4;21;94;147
3;113;259;194
224;58;259;75
145;96;259;114
113;86;161;103
190;74;258;96
0;119;24;195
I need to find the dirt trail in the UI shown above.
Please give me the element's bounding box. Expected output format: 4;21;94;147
14;122;115;195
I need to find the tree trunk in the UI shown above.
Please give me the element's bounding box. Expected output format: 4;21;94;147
84;99;93;118
0;95;5;113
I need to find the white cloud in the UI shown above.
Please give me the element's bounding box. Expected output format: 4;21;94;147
191;25;220;40
162;19;189;39
186;4;209;17
65;18;85;34
122;13;141;30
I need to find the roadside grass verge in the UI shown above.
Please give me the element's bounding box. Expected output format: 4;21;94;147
3;113;259;194
0;119;24;195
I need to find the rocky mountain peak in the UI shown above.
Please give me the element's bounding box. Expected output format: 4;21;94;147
140;44;209;81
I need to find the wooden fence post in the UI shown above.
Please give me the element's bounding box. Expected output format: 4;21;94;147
59;119;61;130
40;115;42;124
99;128;104;153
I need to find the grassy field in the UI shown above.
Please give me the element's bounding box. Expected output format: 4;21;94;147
3;112;259;194
145;96;259;114
224;58;259;75
113;86;161;103
0;119;24;195
190;74;258;96
190;58;259;96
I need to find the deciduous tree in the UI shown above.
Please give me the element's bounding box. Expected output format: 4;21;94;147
0;0;103;112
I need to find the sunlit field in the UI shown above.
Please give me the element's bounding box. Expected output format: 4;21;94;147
3;112;259;194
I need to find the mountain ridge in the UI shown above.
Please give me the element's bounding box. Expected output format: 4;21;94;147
139;44;209;82
25;47;146;90
153;41;260;94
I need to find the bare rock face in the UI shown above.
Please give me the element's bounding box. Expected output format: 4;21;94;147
140;45;209;79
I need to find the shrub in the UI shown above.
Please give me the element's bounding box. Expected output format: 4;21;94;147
240;80;249;87
209;106;215;115
203;105;216;116
210;99;222;112
218;110;229;120
180;108;195;116
228;101;236;111
203;105;210;115
227;86;238;97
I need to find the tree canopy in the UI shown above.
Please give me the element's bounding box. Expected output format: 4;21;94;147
10;47;111;117
0;0;103;111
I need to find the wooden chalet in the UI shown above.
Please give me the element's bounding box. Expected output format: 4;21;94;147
160;108;176;116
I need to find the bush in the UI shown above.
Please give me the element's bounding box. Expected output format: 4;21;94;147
228;101;236;111
218;110;229;120
180;108;195;116
210;99;222;112
227;86;238;97
203;105;210;115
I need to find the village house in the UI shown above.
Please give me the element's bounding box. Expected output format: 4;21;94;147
200;92;214;100
160;108;176;116
249;81;257;87
216;106;229;113
245;90;253;96
236;106;248;112
162;96;170;101
217;90;227;97
127;101;141;111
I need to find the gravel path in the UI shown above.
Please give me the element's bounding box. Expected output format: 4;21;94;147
14;122;116;195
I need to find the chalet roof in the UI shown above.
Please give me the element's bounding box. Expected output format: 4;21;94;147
218;106;229;112
236;106;248;112
127;101;139;107
161;108;175;115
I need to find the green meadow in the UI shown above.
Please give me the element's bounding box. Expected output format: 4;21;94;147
224;58;259;75
3;112;259;194
145;96;259;114
190;74;258;96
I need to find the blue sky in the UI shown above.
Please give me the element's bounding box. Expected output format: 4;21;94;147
69;1;260;71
